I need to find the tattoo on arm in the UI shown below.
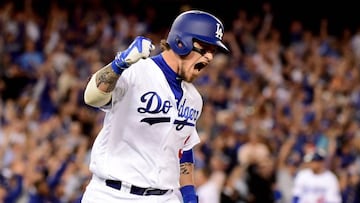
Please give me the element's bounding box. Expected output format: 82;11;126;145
180;163;192;175
96;66;120;92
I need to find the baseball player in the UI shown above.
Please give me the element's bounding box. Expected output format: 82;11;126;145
292;149;342;203
81;10;229;203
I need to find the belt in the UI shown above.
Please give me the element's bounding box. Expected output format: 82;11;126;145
105;179;170;196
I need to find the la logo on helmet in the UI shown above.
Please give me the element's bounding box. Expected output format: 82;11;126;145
215;23;223;40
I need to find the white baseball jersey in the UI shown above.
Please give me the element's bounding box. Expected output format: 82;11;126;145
292;168;342;203
89;54;201;190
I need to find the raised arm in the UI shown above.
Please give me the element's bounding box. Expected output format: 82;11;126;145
83;36;154;107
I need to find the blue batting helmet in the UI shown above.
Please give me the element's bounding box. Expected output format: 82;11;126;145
167;10;229;56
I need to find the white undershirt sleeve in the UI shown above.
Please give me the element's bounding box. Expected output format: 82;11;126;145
84;72;112;108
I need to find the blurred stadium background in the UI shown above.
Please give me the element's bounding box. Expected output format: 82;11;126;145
0;0;359;202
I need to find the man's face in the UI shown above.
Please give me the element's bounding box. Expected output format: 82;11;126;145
309;160;324;173
178;41;217;82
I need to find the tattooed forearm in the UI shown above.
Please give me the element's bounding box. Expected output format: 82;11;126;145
179;162;194;186
96;65;120;92
180;163;192;175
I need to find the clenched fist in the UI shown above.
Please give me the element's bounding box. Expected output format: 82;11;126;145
111;36;155;74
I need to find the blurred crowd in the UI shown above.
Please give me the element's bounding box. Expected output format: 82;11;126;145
0;0;359;203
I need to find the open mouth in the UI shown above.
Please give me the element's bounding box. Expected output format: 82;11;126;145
194;62;207;71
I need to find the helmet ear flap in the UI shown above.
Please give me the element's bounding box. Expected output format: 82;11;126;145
175;37;184;48
170;35;193;56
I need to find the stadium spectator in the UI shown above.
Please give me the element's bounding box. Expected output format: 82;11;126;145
292;149;342;203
